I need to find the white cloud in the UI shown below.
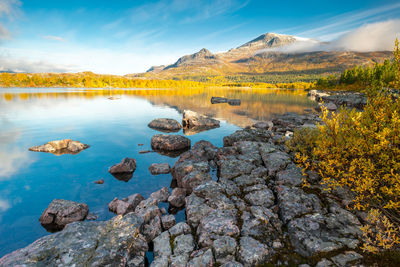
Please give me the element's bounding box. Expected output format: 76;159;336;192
260;20;400;54
43;35;67;42
0;0;21;40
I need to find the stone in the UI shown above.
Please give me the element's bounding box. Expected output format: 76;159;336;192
253;121;273;130
150;187;170;202
180;170;212;193
174;234;195;255
168;222;191;237
124;193;145;208
211;96;228;103
218;158;256;180
331;251;363;267
261;151;291;176
185;194;214;228
221;261;244;267
277;186;322;224
148;118;182;132
153;231;172;258
108;198;132;215
276;163;303;186
238;236;269;266
29;139;89;154
143;215;162;242
151;134;191;152
135;204;162;224
161;215;176;230
171;254;189;267
212;236;237;261
168;188;186;208
315;102;338;112
39;199;89;232
223;129;272;147
94;179;104;184
244;188;274;207
150;256;169;267
187;249;215;267
182;110;220;128
172;160;210;184
197;210;240;247
149;163;171;175
315;258;334;267
108;157;137;174
0;213;148;267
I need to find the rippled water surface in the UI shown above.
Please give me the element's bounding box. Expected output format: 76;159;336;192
0;87;315;256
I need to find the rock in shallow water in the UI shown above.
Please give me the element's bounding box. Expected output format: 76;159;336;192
151;134;191;152
39;199;89;232
148;118;182;132
182;110;220;128
29;139;89;154
1;213;148;267
149;163;171;175
108;157;137;174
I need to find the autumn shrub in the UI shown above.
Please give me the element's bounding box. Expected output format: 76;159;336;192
287;91;400;253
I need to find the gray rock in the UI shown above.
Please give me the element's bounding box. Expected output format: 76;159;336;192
187;248;215;267
276;163;303;186
148;118;182;132
39;199;89;231
0;213;147;267
149;163;171;175
135;204;162;223
212;236;237;261
180;170;212;193
218;158;256;179
277;186;322;224
223;129;272;147
253;121;273;130
234;175;265;188
150;256;169;267
108;157;137;174
221;261;244;267
172;160;209;187
124;193;145;209
143;215;162;242
182;110;220;128
168;188;186;208
315;102;338;112
150;187;170;202
193;180;225;199
244;188;274;207
169;222;191;237
173;234;195;255
288;212;361;257
108;197;132;215
161;215;176;230
262;151;291;176
219;178;241;196
151;134;191;151
185;194;214;228
171;254;189;267
153;231;172;258
238;236;270;266
331;251;363;267
315;258;334;267
197;210;239;247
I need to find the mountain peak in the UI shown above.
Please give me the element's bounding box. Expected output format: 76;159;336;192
238;32;297;50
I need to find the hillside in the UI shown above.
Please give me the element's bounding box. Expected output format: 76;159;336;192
138;33;392;82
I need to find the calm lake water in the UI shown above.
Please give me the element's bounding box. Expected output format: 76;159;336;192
0;87;315;257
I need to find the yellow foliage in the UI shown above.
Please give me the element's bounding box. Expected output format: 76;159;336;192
287;92;400;253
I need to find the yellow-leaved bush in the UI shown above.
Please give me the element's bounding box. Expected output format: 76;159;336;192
287;92;400;253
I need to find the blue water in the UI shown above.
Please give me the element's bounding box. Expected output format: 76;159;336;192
0;88;315;257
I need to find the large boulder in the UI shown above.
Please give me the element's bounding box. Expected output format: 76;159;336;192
151;134;191;152
29;139;89;154
148;118;182;132
182;110;220;128
108;193;144;215
0;213;148;267
108;157;137;174
39;199;89;232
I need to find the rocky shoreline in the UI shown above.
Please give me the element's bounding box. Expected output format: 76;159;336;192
0;100;368;267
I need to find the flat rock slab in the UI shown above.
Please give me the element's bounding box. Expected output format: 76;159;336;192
149;163;171;175
148;118;182;132
182;110;220;128
29;139;89;155
39;199;89;232
151;134;191;152
0;213;148;267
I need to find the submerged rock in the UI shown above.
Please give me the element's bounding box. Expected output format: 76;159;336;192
39;199;89;232
148;118;182;132
29;139;89;154
1;213;148;267
182;110;220;128
211;96;228;104
149;163;171;175
151;134;191;152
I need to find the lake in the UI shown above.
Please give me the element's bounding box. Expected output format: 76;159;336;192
0;87;315;257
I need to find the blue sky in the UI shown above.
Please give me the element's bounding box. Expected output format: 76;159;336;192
1;0;400;74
